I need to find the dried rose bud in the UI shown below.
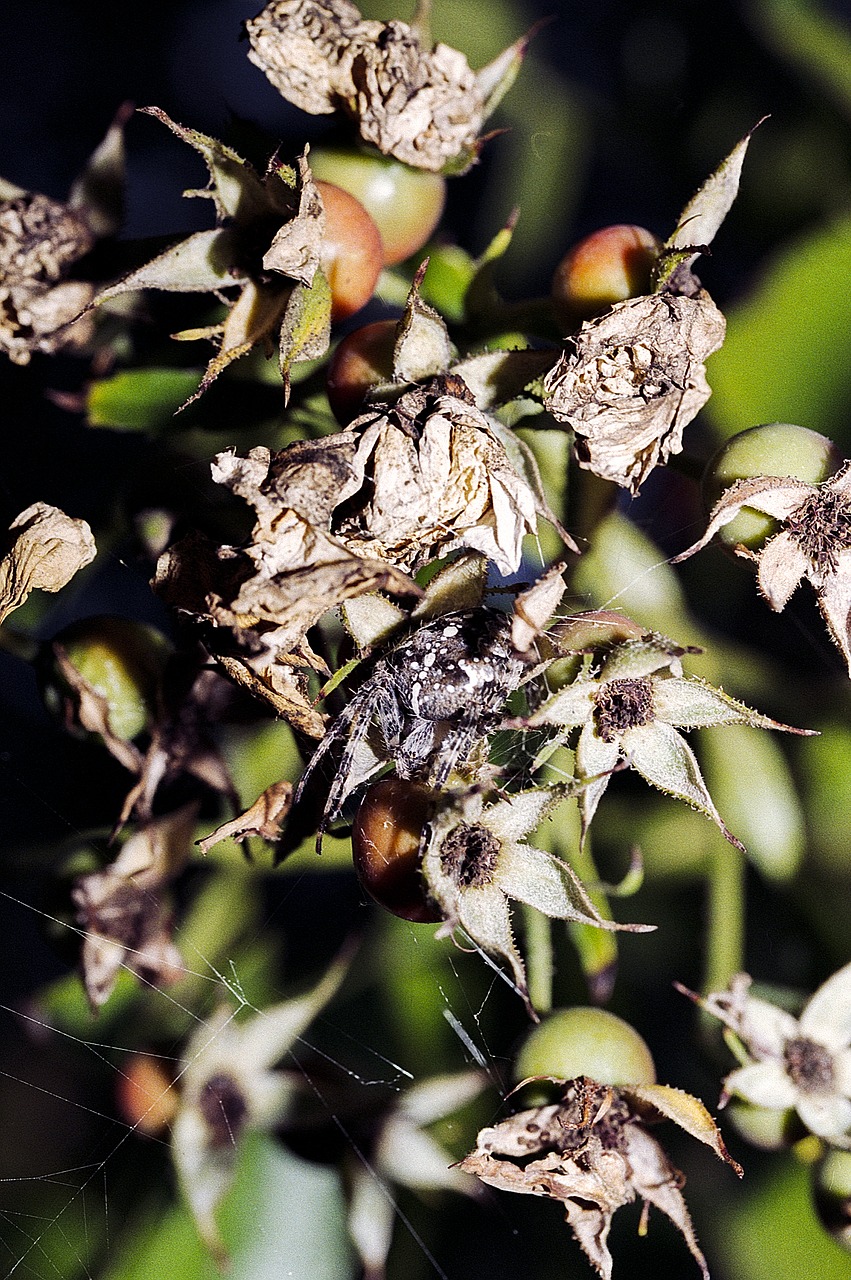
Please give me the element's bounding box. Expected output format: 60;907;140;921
543;291;726;493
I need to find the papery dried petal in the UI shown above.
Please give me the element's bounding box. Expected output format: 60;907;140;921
544;292;726;492
0;503;96;624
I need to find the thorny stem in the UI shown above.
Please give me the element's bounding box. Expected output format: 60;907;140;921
522;902;553;1015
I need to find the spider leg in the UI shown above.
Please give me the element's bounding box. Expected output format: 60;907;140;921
395;717;436;779
426;710;482;788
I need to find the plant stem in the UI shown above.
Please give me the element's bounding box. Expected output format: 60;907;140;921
704;838;746;994
522;903;553;1015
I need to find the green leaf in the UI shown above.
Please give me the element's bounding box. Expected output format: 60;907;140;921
87;368;203;429
141;107;271;225
69;101;131;238
749;0;851;122
278;269;332;397
706;210;851;445
698;723;805;881
97;228;244;300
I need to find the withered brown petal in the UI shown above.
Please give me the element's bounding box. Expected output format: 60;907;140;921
0;503;96;624
197;779;293;855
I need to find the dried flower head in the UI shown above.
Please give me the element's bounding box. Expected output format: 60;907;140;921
332;374;543;574
422;786;652;1017
460;1074;742;1279
72;806;195;1009
543;291;725;492
690;962;851;1148
246;0;529;172
523;629;812;848
0;108;128;363
673;461;851;676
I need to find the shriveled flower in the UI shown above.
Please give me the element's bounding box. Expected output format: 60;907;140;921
0;502;96;625
542;291;725;492
673;461;851;676
154;455;420;737
0;107;128;364
95;109;329;402
171;949;350;1262
72;806;195;1009
690;962;851;1148
331;374;545;574
459;1073;742;1280
422;786;652;1017
246;0;529;172
524;630;812;849
542;129;763;492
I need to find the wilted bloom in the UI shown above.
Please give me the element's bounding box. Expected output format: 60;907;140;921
542;128;766;492
460;1074;742;1280
543;291;725;493
0;107;127;364
246;0;530;172
673;461;851;676
692;962;851;1148
72;806;195;1009
421;786;652;1016
524;630;811;848
332;374;545;574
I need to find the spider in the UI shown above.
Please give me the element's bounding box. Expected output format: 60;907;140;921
295;607;532;843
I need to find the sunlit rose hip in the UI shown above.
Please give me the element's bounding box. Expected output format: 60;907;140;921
311;148;446;266
551;224;660;325
514;1005;657;1087
326;318;396;424
317;179;384;321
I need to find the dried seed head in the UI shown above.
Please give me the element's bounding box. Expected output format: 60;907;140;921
198;1072;250;1147
784;1037;836;1094
347;24;484;171
439;821;501;889
593;677;654;741
786;486;851;573
0;193;94;285
246;0;485;171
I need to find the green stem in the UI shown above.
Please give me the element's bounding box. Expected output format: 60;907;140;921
704;839;746;995
522;903;553;1015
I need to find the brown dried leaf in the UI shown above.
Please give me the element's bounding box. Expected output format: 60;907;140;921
0;503;96;624
543;292;726;493
262;152;325;284
197;779;293;854
73;806;195;1009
